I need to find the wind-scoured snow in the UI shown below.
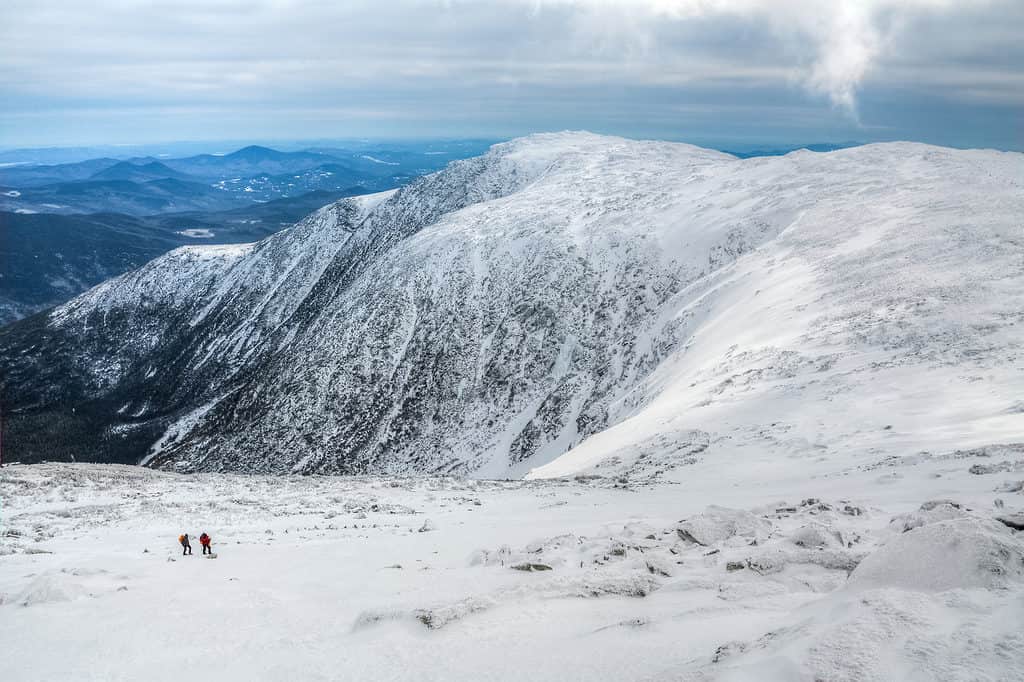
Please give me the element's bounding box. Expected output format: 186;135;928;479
530;144;1024;482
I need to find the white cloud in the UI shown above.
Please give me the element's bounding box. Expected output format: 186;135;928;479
535;0;989;115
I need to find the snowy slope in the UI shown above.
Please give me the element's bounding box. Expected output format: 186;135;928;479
1;133;1021;477
1;462;1022;681
530;144;1024;482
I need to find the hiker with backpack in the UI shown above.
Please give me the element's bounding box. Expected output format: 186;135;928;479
179;533;192;555
199;532;212;555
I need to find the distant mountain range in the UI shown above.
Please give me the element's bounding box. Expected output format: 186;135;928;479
143;145;350;180
0;142;496;211
0;141;497;324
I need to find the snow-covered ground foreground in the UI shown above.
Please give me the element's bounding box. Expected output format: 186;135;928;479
2;461;1023;681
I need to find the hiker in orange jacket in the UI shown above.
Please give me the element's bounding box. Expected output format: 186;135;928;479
179;533;192;555
199;532;212;555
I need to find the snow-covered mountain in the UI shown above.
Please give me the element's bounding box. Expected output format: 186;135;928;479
1;132;1021;476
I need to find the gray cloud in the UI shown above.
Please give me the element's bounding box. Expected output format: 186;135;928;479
0;0;1019;147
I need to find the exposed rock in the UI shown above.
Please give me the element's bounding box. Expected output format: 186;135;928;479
996;514;1024;531
510;563;553;572
712;641;748;663
645;557;674;577
970;461;1024;475
919;499;962;511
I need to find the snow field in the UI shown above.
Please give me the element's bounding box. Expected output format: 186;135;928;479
2;461;1022;681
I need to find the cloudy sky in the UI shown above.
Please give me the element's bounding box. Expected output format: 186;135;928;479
1;0;1021;149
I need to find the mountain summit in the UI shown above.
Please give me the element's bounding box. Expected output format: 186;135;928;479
89;160;193;182
224;145;291;161
1;133;1021;477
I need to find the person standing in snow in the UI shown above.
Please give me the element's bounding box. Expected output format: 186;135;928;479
179;533;192;556
199;532;212;555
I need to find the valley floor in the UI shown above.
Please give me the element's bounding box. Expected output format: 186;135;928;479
1;460;1022;681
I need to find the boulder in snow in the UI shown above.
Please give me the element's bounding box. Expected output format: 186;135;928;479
995;480;1023;493
677;506;771;546
850;518;1024;592
510;562;552;572
889;500;969;533
789;523;840;549
996;514;1024;531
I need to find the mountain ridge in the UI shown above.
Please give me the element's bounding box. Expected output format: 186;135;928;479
89;160;194;182
0;189;372;325
1;133;1021;478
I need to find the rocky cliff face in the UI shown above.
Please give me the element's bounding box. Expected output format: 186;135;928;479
2;133;1021;477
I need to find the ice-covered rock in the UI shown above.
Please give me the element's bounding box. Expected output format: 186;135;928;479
996;514;1024;531
568;572;661;598
743;547;864;575
676;505;772;547
969;461;1024;475
354;596;497;631
789;523;840;549
413;597;496;629
523;533;580;554
850;518;1024;591
644;556;675;577
889;500;969;533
